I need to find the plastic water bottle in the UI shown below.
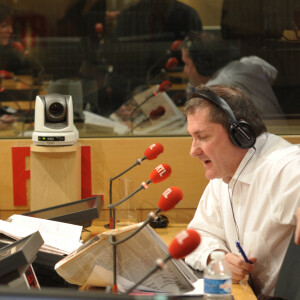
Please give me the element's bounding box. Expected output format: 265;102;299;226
204;251;232;299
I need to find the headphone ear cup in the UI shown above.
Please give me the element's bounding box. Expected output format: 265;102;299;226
229;120;256;149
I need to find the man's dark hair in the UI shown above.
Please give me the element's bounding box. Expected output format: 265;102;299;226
0;4;12;24
184;84;267;137
181;32;241;77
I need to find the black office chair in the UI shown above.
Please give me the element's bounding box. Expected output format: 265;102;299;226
274;233;300;300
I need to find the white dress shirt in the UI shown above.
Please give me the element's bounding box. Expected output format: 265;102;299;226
185;133;300;296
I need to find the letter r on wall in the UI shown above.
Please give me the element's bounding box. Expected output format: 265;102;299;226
12;147;31;206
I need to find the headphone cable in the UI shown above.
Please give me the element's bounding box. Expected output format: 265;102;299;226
227;146;258;296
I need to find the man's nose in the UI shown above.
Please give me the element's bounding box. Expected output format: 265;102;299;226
190;141;203;157
7;25;13;33
183;65;188;75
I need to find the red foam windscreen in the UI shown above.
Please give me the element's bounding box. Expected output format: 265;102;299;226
158;186;183;212
95;22;104;33
158;80;172;92
170;40;182;51
149;163;171;183
0;70;12;79
12;41;25;53
144;143;164;160
168;229;201;259
165;57;178;70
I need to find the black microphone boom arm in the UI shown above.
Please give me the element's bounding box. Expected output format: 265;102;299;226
108;209;161;245
108;179;151;209
125;255;171;294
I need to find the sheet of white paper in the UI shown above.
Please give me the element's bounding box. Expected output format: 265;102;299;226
4;215;82;253
85;265;160;293
85;265;113;287
185;279;204;295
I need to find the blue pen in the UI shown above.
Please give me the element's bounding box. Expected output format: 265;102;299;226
235;240;252;264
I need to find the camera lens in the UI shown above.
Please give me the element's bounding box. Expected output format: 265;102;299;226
48;102;64;118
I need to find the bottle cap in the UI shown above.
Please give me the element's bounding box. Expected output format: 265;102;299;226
211;250;225;260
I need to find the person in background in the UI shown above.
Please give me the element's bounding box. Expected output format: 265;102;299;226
0;3;26;127
114;0;202;41
0;3;12;46
0;3;29;74
112;0;203;95
181;32;284;116
57;0;121;116
184;84;300;297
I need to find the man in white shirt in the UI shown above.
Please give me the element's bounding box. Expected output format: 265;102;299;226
181;33;283;116
184;84;300;296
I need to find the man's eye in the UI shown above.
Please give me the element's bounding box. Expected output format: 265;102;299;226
198;136;207;140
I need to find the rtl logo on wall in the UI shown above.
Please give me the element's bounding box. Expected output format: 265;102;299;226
11;146;95;206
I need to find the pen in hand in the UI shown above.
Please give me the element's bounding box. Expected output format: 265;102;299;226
235;240;252;264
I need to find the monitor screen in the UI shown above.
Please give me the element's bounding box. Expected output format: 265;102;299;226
23;196;103;228
0;232;43;279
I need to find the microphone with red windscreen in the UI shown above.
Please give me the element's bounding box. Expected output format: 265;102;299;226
146;56;178;84
168;229;201;259
130;80;172;119
12;41;26;54
146;39;181;83
164;57;178;72
111;143;164;179
148;163;172;183
143;143;164;160
157;80;172;93
0;70;12;79
131;105;166;132
125;229;201;294
170;40;182;51
149;106;166;120
95;22;104;34
108;163;172;209
129;80;172;132
139;80;172;108
109;186;183;245
94;22;104;45
107;143;164;229
157;186;183;212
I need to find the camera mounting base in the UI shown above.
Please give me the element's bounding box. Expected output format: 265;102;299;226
32;130;79;146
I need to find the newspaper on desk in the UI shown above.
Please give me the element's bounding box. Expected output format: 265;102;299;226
55;223;198;294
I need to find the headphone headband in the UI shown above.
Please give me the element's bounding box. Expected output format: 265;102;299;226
192;90;237;124
191;89;256;149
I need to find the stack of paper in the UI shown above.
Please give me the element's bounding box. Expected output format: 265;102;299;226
1;214;83;255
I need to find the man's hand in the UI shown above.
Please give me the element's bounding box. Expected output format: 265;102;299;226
224;253;257;283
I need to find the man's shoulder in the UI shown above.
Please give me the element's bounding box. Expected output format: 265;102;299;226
260;134;300;164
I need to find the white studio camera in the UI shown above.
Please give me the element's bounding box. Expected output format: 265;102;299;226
32;93;79;146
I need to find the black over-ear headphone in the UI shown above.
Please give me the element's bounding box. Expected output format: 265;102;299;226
192;90;256;149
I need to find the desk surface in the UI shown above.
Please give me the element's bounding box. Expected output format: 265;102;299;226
88;221;257;300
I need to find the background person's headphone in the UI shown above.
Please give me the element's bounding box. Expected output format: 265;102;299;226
192;90;256;149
